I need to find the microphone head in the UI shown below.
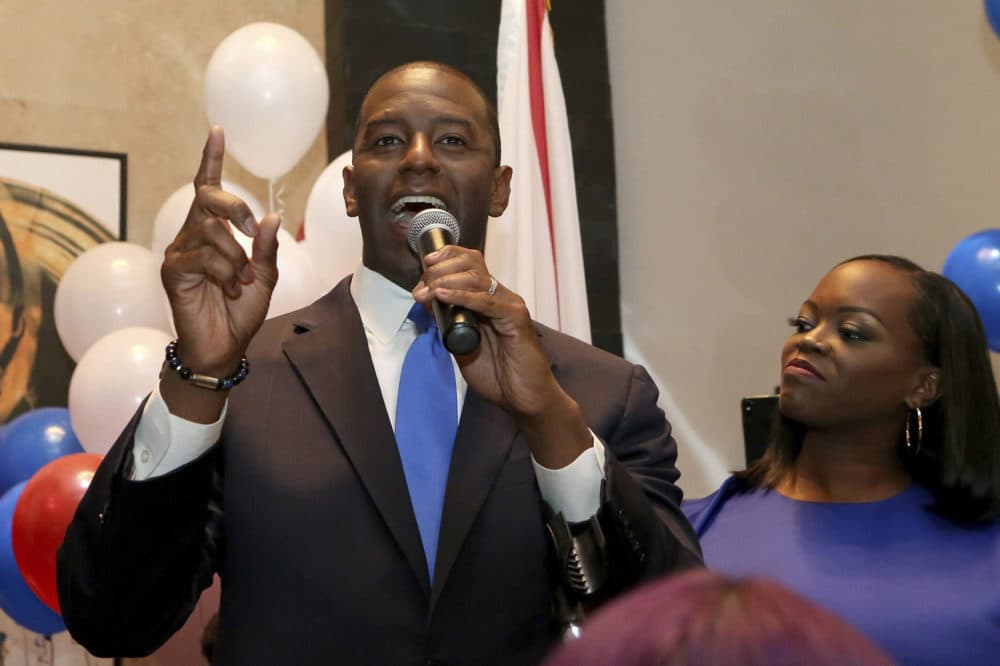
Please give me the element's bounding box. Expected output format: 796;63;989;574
407;208;460;254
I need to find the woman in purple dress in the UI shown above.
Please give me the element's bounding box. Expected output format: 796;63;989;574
684;255;1000;666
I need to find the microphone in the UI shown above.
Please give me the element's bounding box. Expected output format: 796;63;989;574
407;208;482;355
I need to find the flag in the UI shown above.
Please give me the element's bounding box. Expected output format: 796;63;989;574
488;0;591;342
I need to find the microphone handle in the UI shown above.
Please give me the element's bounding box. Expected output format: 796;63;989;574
417;228;482;355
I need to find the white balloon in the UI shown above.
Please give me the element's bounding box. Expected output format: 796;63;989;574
302;150;361;294
204;22;329;179
68;327;172;455
54;243;172;362
232;225;319;319
150;180;265;260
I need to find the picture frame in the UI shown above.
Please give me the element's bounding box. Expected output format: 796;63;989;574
0;142;127;425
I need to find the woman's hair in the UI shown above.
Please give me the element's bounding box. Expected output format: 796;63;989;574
736;254;1000;522
543;569;894;666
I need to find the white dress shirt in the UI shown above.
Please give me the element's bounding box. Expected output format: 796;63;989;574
133;265;605;522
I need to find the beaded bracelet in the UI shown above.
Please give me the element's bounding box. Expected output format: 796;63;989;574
165;339;249;391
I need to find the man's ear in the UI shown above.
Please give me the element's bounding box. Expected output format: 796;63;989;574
342;165;358;217
489;165;513;217
906;368;941;409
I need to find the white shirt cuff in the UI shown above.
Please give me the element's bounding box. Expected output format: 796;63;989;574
531;433;607;523
132;384;226;480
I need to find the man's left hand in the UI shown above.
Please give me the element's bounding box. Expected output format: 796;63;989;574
413;246;592;468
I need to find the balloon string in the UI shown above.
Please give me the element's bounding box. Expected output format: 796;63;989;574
268;178;287;220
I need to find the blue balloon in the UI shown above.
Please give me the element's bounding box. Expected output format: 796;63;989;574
942;229;1000;351
0;482;64;635
988;0;1000;41
0;408;84;497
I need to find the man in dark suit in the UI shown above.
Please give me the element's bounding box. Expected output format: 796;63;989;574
57;61;700;665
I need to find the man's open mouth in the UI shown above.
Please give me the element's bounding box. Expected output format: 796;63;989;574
390;195;449;221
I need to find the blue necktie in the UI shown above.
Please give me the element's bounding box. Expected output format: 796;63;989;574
395;303;457;579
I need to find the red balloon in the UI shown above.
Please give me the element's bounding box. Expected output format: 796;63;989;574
11;453;101;613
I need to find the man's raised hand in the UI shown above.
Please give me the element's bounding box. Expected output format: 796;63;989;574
161;126;280;385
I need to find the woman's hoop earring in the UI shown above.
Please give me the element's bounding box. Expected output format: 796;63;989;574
905;406;923;454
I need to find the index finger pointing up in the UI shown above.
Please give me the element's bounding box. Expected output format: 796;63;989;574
194;126;226;188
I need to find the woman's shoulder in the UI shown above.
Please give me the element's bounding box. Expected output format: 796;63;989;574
682;476;758;535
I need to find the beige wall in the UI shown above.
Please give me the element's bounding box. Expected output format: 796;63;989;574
606;1;1000;497
0;0;328;247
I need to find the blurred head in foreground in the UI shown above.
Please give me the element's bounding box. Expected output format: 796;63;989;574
543;569;895;666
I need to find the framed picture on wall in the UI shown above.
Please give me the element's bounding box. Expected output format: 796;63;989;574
0;142;127;425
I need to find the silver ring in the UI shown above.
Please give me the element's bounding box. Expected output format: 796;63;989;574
487;275;498;296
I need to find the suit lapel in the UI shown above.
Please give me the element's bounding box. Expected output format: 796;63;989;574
281;279;431;593
429;387;519;612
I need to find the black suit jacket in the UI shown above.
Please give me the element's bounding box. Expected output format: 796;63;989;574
57;278;701;665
